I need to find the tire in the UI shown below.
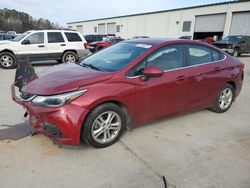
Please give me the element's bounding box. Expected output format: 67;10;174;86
62;51;77;63
0;52;17;69
82;103;126;148
233;49;239;57
210;84;235;113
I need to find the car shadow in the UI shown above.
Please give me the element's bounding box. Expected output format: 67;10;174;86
0;122;34;141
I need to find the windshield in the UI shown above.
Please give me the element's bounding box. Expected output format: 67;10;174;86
12;32;30;42
79;42;152;72
223;36;242;42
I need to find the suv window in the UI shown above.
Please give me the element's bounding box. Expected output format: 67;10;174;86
48;32;64;43
187;44;212;65
25;32;44;44
65;32;82;42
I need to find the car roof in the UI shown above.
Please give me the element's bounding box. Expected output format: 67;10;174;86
125;38;176;45
27;29;79;33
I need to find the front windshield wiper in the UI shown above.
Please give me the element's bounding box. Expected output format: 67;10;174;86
81;63;101;71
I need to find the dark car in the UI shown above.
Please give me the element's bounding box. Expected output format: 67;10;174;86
89;37;124;53
84;34;106;43
0;33;15;40
213;35;250;57
12;39;244;148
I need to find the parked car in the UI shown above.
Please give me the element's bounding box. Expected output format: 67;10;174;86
12;38;244;148
213;35;250;57
89;37;124;53
84;34;106;43
0;33;16;41
179;36;192;40
0;30;89;69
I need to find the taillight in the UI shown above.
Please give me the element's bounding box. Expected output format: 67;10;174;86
84;43;89;49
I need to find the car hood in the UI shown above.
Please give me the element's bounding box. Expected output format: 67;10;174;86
0;40;14;44
22;63;114;95
213;40;238;45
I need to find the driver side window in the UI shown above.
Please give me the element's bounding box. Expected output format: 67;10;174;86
128;44;184;77
24;32;44;44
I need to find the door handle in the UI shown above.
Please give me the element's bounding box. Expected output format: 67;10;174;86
214;67;222;72
60;44;66;46
176;75;186;81
38;45;45;48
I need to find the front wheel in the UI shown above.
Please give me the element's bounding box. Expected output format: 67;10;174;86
233;49;239;57
82;103;126;148
210;84;235;113
62;51;77;63
0;52;17;69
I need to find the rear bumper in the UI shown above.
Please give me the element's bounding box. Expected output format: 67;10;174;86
77;49;90;58
11;84;89;145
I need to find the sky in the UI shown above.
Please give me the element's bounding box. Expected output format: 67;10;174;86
0;0;233;26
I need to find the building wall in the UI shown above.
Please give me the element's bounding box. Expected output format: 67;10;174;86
68;1;250;39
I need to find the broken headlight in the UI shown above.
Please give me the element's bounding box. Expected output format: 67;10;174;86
31;90;87;107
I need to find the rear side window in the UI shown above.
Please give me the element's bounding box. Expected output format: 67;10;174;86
65;32;82;42
211;49;224;61
187;44;212;65
48;32;64;43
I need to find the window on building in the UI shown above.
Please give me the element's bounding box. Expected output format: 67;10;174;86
94;26;97;33
64;32;82;42
116;25;120;32
182;21;191;32
48;32;64;43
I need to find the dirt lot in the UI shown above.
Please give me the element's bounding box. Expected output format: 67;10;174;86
0;57;250;188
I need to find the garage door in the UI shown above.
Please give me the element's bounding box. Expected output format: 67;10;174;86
107;23;116;35
230;12;250;35
98;24;106;35
195;14;226;32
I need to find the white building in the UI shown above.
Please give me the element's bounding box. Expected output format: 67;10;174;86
67;1;250;39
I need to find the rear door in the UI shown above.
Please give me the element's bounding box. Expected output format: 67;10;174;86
46;31;66;60
129;44;190;124
184;44;226;111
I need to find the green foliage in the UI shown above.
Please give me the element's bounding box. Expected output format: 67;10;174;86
0;8;61;33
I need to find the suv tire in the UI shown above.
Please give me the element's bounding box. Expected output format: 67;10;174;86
0;52;17;69
62;51;77;63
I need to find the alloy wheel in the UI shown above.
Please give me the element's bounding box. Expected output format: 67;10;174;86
65;54;76;63
0;55;13;68
219;88;233;110
91;111;122;144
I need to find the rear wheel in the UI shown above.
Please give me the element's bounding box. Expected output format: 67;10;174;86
210;84;235;113
0;52;16;69
62;51;77;63
82;103;126;148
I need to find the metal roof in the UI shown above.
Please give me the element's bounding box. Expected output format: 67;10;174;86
67;1;244;24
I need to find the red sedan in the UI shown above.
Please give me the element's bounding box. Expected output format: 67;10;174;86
12;39;244;148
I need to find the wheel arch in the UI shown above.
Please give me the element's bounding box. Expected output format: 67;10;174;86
80;100;133;142
0;49;15;56
62;49;78;58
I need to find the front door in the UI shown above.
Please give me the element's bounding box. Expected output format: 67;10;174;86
128;44;189;124
19;32;47;60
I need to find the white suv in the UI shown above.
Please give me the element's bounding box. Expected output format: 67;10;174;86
0;30;89;69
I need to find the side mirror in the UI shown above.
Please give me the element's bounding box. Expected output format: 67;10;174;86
22;40;31;45
142;66;164;81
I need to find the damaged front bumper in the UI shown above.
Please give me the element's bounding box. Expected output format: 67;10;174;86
11;84;89;145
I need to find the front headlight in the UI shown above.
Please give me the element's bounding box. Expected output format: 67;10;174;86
32;90;87;107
